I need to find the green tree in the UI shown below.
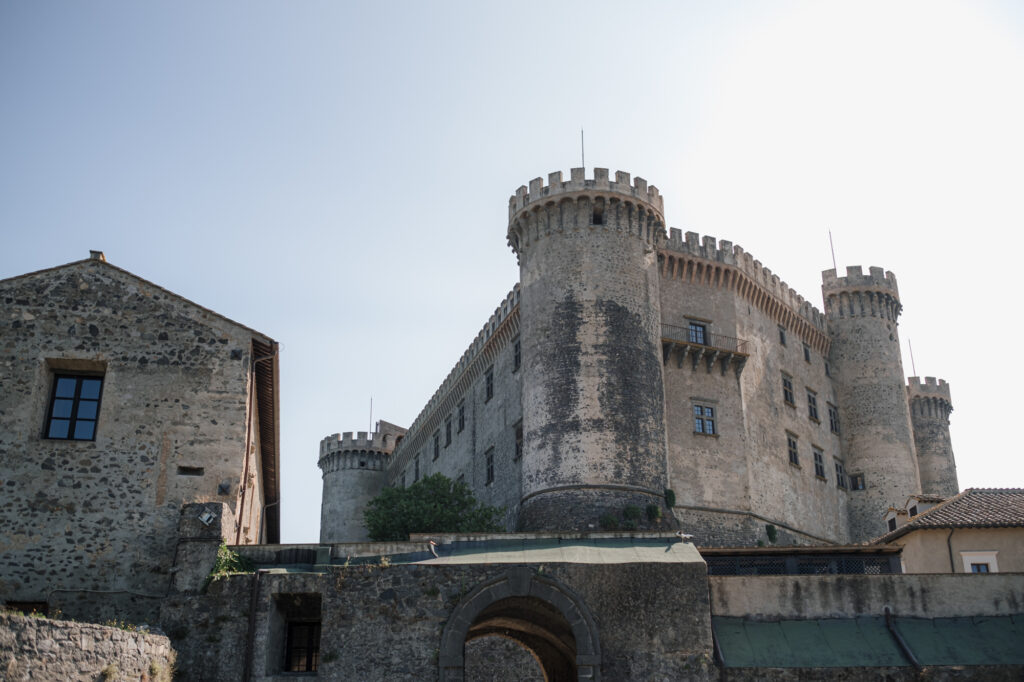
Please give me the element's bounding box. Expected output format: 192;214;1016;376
364;473;504;541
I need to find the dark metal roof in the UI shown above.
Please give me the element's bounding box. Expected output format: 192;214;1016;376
874;488;1024;543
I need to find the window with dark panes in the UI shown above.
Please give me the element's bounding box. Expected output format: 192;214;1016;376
485;366;494;402
514;422;523;460
835;460;848;489
512;337;521;372
782;374;795;405
688;322;707;345
46;375;103;440
457;401;466;433
485;447;494;484
828;404;840;433
813;448;825;478
807;389;819;421
693;405;716;435
786;433;799;466
445;417;452;447
433;432;440;460
285;621;320;672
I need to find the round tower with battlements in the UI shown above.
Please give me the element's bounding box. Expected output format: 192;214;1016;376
908;376;958;498
318;421;405;542
507;168;674;531
822;266;921;540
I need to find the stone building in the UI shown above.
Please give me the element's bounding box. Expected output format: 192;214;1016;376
0;251;279;623
321;168;959;545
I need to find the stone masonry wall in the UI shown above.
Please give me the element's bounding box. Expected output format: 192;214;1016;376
0;258;271;622
0;612;175;682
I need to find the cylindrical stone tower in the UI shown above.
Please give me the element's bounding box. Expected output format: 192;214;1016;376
507;168;673;530
318;424;401;542
822;266;921;541
908;376;958;498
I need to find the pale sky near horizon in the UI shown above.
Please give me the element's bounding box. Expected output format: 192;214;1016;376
2;1;1023;543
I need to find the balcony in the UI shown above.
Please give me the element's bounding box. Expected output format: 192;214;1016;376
661;324;749;376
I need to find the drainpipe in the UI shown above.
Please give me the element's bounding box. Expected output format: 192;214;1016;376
946;528;956;573
884;606;921;669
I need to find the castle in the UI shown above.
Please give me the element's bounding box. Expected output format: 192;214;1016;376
8;171;1024;682
319;167;958;546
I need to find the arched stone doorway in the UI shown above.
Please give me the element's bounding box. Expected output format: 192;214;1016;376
439;568;600;681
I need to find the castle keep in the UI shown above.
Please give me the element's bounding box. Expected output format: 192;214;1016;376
321;168;959;545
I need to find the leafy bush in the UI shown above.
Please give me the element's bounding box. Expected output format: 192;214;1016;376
364;473;503;541
646;504;662;521
664;488;676;508
622;505;642;521
598;513;619;530
205;543;255;588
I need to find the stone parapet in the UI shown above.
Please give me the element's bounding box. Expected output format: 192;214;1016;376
508;167;664;221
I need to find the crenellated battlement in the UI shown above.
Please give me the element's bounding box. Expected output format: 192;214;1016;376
320;430;393;457
822;266;900;296
660;229;829;348
509;167;664;221
388;285;521;477
908;376;953;419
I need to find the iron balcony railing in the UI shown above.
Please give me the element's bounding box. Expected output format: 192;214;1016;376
661;324;748;354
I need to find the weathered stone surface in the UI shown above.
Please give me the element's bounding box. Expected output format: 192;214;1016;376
0;612;174;682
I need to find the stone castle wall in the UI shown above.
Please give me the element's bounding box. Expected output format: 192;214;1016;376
0;257;273;621
0;612;175;682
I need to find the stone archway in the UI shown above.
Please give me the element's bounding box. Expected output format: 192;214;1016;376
439;568;600;681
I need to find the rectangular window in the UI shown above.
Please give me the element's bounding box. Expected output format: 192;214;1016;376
433;432;440;460
971;563;990;573
909;505;919;517
850;473;865;490
485;366;494;402
835;460;848;489
513;337;521;372
782;374;795;405
688;322;707;345
888;517;897;532
693;404;716;435
401;473;406;489
485;447;495;485
786;432;799;466
813;447;825;478
960;551;999;573
514;422;523;461
828;404;840;434
414;454;420;482
803;343;811;362
285;621;321;673
445;417;452;446
825;361;832;377
46;374;104;441
807;389;819;421
779;326;787;346
457;401;466;433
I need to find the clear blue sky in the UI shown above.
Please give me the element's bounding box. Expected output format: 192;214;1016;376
3;1;1023;542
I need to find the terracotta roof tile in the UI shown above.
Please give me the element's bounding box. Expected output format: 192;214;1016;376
874;489;1024;543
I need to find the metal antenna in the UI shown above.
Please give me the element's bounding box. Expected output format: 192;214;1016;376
581;128;585;168
829;230;837;271
908;340;917;376
369;396;373;434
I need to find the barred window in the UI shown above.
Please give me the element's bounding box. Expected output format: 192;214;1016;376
694;404;716;435
285;622;320;673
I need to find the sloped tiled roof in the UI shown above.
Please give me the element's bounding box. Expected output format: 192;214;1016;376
874;489;1024;543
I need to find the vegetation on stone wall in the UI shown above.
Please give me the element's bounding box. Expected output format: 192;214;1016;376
205;543;255;588
364;473;503;541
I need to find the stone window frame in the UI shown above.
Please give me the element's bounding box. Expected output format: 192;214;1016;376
445;417;452;447
803;343;811;363
834;458;848;490
692;400;717;436
45;372;105;441
484;366;494;403
828;403;840;434
786;431;800;467
806;388;820;422
457;401;466;433
778;326;787;346
782;373;795;406
960;551;998;574
271;593;322;675
512;337;521;373
812;446;826;479
484;446;495;485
